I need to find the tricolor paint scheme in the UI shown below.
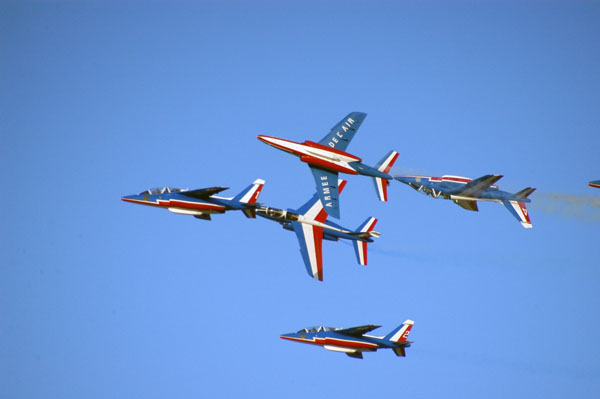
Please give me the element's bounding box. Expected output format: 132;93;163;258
256;180;380;281
589;180;600;189
121;179;265;220
280;320;414;359
257;112;398;219
394;174;536;228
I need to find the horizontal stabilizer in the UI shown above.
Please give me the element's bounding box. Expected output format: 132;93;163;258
352;217;379;265
335;324;381;337
372;151;399;202
454;199;479;212
455;174;502;198
181;186;229;199
515;187;536;199
242;208;256;218
393;347;406;357
346;352;363;359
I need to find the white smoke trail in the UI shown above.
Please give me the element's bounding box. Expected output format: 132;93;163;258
529;192;600;222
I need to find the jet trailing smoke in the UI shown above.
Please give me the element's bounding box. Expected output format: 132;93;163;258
529;193;600;222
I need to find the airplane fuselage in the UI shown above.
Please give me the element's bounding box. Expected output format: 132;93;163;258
280;331;391;352
121;192;243;216
256;206;374;243
394;175;531;203
257;135;391;179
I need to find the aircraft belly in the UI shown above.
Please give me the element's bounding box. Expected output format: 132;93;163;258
322;337;378;349
301;155;357;174
323;345;359;353
449;195;500;203
168;206;226;216
161;199;226;210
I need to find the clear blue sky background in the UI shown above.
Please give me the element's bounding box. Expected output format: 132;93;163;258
2;1;600;397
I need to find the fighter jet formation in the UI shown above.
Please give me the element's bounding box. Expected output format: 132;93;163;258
122;111;548;359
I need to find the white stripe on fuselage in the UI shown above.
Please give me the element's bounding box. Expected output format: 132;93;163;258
261;137;359;166
449;195;503;203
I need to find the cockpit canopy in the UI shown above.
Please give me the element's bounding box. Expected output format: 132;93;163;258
138;187;186;195
296;326;335;333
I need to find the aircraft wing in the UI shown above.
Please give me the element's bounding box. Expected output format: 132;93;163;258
291;221;324;281
309;167;341;219
335;324;381;337
454;174;502;198
180;186;229;199
317;112;367;152
296;180;348;224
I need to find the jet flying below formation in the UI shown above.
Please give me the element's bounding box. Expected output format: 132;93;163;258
121;179;265;220
589;180;600;189
257;112;398;219
280;320;414;359
256;180;379;281
394;174;536;228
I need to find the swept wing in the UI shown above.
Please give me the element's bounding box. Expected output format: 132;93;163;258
317;112;367;152
335;324;381;337
453;174;502;198
309;167;341;219
292;221;324;281
180;186;229;199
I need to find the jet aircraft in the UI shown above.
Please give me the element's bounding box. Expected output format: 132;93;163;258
121;179;265;220
257;112;398;219
256;180;379;281
280;320;414;359
394;174;535;228
589;180;600;189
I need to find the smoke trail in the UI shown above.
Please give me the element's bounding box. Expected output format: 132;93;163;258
530;192;600;222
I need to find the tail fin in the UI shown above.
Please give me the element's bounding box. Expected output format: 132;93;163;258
233;179;265;218
352;217;378;265
373;151;399;202
384;320;414;343
233;179;265;204
503;200;532;228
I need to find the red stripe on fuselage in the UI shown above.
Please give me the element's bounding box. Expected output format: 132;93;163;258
280;335;378;349
159;199;226;210
300;155;358;174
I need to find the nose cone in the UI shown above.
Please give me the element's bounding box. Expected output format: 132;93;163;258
121;194;139;203
257;134;267;143
257;134;278;146
280;333;295;341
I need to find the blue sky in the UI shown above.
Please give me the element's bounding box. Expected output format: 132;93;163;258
2;1;600;397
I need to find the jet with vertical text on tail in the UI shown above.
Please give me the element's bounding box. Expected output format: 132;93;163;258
256;180;379;281
589;180;600;189
394;174;536;228
257;112;398;219
280;320;414;359
121;179;265;220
